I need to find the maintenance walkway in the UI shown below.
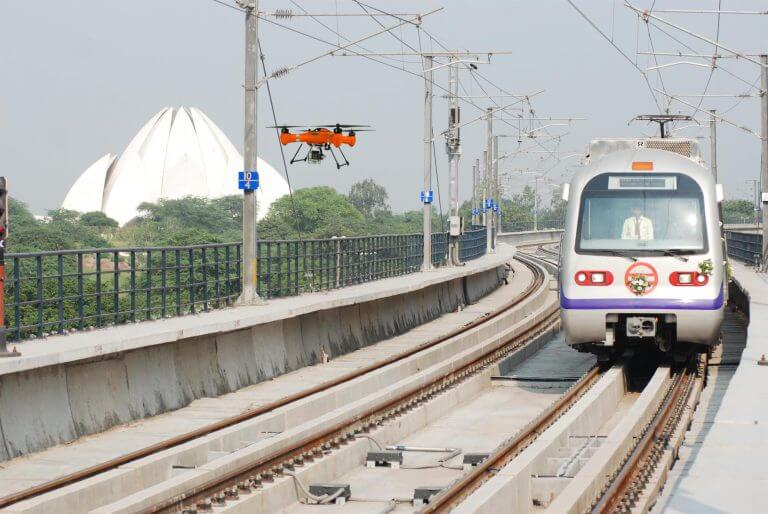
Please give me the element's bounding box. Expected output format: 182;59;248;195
656;260;766;514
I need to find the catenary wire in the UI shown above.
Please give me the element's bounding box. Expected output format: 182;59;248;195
566;0;663;112
259;40;306;241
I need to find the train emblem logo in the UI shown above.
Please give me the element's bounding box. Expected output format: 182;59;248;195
624;262;658;296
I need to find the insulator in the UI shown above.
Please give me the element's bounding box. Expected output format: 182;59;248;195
271;67;290;79
273;9;293;19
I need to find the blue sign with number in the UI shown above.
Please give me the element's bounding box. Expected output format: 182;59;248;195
485;198;493;209
419;190;434;204
471;208;480;216
238;171;259;191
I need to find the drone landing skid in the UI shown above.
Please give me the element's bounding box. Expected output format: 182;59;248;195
329;147;350;170
288;144;350;170
289;144;308;165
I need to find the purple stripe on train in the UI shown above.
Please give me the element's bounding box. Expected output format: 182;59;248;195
560;286;724;311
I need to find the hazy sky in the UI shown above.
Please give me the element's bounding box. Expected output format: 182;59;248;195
1;0;766;215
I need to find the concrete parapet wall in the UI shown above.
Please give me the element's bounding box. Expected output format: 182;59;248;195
0;260;508;462
499;229;563;246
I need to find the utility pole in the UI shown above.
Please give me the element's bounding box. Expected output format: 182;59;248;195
482;150;488;228
239;0;260;303
485;108;493;254
473;157;480;226
492;134;499;249
446;57;462;265
534;176;539;232
422;55;434;270
761;54;768;268
709;110;718;181
470;162;477;226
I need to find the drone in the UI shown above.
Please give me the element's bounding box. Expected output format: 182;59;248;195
268;123;372;169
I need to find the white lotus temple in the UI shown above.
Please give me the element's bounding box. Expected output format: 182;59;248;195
62;106;290;226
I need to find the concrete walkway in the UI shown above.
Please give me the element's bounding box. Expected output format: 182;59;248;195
656;261;767;514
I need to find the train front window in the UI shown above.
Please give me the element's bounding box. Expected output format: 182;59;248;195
576;173;707;254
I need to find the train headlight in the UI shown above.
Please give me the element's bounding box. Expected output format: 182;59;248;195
670;271;708;286
575;271;614;286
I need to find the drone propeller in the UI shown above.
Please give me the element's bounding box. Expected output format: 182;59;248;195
315;124;371;128
348;129;375;132
266;125;306;129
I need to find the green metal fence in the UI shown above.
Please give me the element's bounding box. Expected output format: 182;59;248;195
5;229;489;340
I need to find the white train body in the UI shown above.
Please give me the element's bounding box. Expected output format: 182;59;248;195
560;139;725;355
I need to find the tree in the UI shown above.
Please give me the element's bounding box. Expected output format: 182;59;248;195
258;186;365;239
538;186;566;228
122;196;243;245
348;179;390;218
722;199;755;223
4;201;110;252
8;197;38;230
80;211;119;229
498;185;538;231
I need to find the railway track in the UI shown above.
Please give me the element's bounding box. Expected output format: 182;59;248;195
145;249;561;513
6;242;712;514
590;358;704;514
1;245;560;513
415;243;708;514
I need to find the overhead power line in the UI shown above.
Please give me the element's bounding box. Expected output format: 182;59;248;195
565;0;663;112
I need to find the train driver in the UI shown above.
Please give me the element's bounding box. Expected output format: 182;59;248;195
621;206;654;240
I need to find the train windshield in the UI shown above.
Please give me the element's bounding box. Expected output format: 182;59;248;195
576;173;707;254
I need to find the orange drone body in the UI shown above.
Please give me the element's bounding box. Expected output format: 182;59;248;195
269;123;370;169
279;128;357;148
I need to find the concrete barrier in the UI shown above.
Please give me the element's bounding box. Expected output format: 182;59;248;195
0;251;512;462
454;366;626;514
498;229;563;246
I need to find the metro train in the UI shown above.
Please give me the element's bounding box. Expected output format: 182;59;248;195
560;138;726;359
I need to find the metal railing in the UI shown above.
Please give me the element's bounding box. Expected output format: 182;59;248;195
501;219;564;233
725;230;762;267
4;229;491;340
459;228;487;261
255;234;424;298
5;243;241;341
723;215;761;226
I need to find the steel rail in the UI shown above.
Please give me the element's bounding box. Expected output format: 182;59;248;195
591;363;699;514
420;365;601;513
0;254;545;510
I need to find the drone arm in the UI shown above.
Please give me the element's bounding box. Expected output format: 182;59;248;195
331;133;356;148
279;132;299;146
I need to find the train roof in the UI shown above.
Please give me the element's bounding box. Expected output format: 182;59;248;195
588;138;703;164
573;145;713;186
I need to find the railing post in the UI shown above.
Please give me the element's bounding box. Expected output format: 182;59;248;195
57;254;64;334
335;238;341;288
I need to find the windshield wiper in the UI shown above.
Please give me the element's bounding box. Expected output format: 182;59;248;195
663;250;689;262
603;250;637;262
